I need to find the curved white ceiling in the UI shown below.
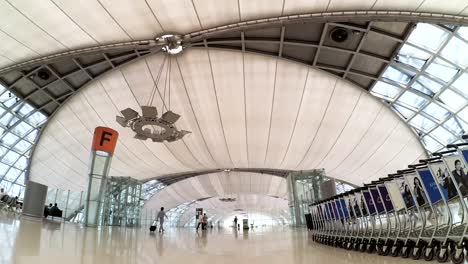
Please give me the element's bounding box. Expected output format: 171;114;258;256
29;48;426;190
0;0;466;68
144;171;288;212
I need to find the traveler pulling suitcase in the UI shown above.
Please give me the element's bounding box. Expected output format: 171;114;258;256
150;221;157;232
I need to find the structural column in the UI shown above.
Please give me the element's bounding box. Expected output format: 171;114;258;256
84;127;119;227
22;181;48;218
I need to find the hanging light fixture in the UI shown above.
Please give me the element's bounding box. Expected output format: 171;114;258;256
116;34;191;142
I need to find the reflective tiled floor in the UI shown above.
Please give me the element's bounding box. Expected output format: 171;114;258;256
0;214;425;264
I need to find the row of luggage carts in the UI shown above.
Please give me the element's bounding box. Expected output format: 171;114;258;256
310;138;468;263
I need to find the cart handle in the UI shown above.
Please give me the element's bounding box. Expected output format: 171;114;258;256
419;157;441;163
462;134;468;140
433;149;457;156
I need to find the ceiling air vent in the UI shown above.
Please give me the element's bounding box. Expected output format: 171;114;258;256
330;27;349;43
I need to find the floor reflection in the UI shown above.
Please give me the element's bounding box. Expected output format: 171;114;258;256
0;214;425;264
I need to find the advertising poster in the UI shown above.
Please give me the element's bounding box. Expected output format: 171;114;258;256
363;190;376;215
351;193;362;217
385;181;406;211
339;198;349;218
345;196;354;218
370;188;385;213
429;162;453;200
406;173;427;206
395;177;414;208
378;185;394;212
418;169;442;204
325;203;331;220
332;201;339;219
445;154;468;197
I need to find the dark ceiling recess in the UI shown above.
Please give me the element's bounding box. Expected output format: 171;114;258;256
37;69;51;80
330;27;349;43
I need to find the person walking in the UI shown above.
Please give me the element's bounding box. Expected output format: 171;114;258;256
233;216;238;228
202;213;208;230
156;207;168;233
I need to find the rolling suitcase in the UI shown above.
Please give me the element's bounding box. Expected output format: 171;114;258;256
149;221;157;232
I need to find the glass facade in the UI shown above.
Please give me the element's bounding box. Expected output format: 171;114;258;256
371;23;468;154
0;83;46;200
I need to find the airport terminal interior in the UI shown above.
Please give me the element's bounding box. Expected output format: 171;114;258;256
6;1;468;263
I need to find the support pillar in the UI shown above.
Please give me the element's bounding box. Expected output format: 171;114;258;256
84;127;119;227
22;181;48;218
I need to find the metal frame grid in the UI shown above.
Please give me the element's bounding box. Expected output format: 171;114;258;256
370;23;468;153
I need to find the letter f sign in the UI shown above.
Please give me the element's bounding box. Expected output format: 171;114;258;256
92;127;119;155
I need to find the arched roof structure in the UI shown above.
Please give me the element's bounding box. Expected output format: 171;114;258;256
1;1;467;211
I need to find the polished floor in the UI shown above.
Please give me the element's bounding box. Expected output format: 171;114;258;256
0;215;425;264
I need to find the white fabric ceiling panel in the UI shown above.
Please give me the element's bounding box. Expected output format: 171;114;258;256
244;54;277;167
280;70;337;168
345;122;419;181
192;0;240;29
282;0;329;15
328;107;401;177
0;1;65;55
145;0;201;33
0;0;466;68
51;0;131;43
177;50;233;167
0;30;42;67
6;0;96;48
97;0;163;39
209;172;225;196
369;137;426;182
297;80;362;169
161;60;218;169
328;0;377;11
417;0;468;15
265;60;308;168
316;96;383;170
30;49;426;190
188;177;210;197
209;50;248;167
197;174;217;194
373;0;425;10
238;0;283;21
144;172;287;211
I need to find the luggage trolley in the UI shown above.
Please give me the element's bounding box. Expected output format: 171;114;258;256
375;179;399;256
385;173;413;257
407;163;447;260
360;186;380;253
397;169;429;259
369;183;389;255
436;141;468;264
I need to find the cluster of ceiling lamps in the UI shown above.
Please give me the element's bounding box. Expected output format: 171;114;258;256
116;34;190;142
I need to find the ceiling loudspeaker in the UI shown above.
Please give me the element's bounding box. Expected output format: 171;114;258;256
37;69;51;80
330;27;349;43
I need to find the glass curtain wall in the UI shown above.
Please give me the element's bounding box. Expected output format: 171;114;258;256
0;84;46;200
